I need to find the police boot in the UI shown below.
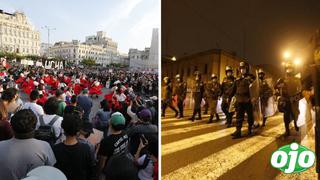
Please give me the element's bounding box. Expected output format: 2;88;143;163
196;110;202;120
247;126;253;136
283;125;290;137
207;115;213;123
232;128;242;139
262;117;267;127
294;121;299;132
178;112;184;119
188;112;196;121
215;113;220;121
175;110;179;118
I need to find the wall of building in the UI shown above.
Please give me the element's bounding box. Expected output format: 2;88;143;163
162;49;276;106
0;10;40;55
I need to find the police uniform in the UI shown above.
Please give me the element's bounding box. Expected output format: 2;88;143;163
189;72;204;121
162;77;178;117
232;62;255;139
258;69;273;126
174;74;187;118
274;64;301;136
221;66;236;127
205;74;222;123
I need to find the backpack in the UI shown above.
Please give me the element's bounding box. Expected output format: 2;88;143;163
104;151;138;180
35;115;59;146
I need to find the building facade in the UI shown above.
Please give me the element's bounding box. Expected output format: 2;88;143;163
129;48;150;69
50;31;120;66
50;40;109;65
162;49;276;108
39;43;53;56
0;10;40;55
129;28;159;70
85;31;118;53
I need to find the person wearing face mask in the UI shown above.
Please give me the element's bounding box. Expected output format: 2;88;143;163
274;63;302;137
232;62;255;139
221;66;236;127
173;74;187;119
257;69;273;127
205;74;222;123
161;77;178;118
188;71;205;121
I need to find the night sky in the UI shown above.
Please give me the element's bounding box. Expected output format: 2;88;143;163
162;0;320;66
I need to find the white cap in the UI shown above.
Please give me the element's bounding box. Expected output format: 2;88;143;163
40;80;44;84
20;73;25;77
33;81;39;86
95;81;100;86
21;166;67;180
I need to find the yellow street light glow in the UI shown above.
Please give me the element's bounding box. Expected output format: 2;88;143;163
281;62;286;66
294;58;301;66
283;51;291;60
171;56;176;61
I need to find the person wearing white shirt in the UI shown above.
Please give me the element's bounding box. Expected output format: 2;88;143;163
113;90;127;102
22;90;44;119
36;97;63;139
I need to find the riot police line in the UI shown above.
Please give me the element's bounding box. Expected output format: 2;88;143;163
162;61;307;139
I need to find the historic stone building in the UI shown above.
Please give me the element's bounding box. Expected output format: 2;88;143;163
0;10;40;55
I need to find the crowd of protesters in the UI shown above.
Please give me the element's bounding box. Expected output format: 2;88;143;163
0;62;159;180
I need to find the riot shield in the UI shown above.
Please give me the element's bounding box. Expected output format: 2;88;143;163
249;71;263;125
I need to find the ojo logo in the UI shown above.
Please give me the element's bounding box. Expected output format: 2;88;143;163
270;142;315;173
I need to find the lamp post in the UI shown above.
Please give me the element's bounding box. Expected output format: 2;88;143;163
41;26;56;57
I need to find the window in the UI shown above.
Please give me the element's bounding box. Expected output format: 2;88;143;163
204;64;208;74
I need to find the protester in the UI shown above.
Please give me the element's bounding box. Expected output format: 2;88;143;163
0;99;13;141
134;137;158;180
78;121;96;159
35;97;63;143
0;109;56;180
21;166;67;180
97;112;138;180
126;108;158;155
77;89;93;122
55;89;67;117
64;95;81;114
93;99;111;131
0;62;159;180
53;113;96;180
1;87;23;117
22;90;44;119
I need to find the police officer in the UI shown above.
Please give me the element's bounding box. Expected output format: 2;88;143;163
162;76;178;117
189;71;205;121
258;68;273;126
206;74;222;123
173;74;187;118
232;62;255;139
274;63;301;136
221;66;236;127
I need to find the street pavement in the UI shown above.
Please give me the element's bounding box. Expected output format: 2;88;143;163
161;109;317;180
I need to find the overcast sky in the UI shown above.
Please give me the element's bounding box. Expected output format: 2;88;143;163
1;0;160;54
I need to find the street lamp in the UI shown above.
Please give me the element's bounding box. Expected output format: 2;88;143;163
171;56;176;61
283;51;291;60
41;26;56;57
294;58;301;66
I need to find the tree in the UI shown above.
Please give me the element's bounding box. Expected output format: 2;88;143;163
81;58;96;66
